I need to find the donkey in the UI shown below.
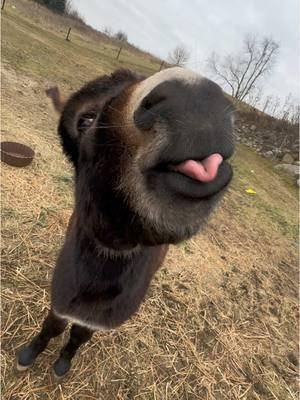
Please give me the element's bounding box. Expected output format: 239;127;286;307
17;67;235;378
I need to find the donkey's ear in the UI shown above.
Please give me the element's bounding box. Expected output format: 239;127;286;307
46;86;66;114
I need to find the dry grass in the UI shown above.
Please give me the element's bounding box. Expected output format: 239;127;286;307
3;0;165;80
7;0;164;63
1;3;299;399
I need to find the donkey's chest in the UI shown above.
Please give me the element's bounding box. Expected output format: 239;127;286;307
51;246;164;330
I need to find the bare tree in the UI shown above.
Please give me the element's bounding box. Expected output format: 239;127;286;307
280;93;299;122
290;104;300;125
247;86;263;108
262;95;272;113
65;0;73;14
168;45;190;67
114;30;128;43
207;35;279;101
65;0;84;22
103;26;113;37
260;92;299;124
270;96;281;117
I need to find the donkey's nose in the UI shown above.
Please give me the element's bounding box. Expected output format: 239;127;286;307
132;77;222;131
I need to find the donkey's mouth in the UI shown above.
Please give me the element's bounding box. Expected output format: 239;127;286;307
167;153;223;183
148;155;233;199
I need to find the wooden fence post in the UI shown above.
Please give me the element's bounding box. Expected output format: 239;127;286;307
66;27;71;41
1;0;7;11
116;46;122;60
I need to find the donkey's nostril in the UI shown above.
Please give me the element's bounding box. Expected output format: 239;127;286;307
134;91;167;130
142;93;166;111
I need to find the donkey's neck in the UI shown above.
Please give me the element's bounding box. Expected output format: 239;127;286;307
80;226;142;260
52;211;168;330
73;226;143;277
73;201;143;260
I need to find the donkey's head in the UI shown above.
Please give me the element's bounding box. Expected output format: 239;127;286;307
48;68;234;248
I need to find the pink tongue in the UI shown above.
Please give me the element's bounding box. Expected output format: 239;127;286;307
172;153;223;182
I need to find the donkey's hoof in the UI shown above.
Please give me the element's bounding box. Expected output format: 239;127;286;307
16;347;36;371
53;358;71;380
16;361;32;372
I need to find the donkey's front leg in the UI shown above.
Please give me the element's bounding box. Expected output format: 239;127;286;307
53;323;94;379
17;310;67;371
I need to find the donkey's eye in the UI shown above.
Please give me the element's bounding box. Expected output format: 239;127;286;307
77;111;98;133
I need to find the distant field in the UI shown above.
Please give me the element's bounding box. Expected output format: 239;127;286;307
1;1;298;399
2;0;164;90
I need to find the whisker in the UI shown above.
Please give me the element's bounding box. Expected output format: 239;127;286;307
92;143;128;149
91;123;136;129
91;137;129;149
225;110;238;119
221;103;236;115
84;100;236;133
107;104;124;116
107;103;187;127
145;107;186;126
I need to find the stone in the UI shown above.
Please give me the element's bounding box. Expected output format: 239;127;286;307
281;153;294;163
273;148;282;154
250;124;257;131
274;164;300;175
282;148;291;154
264;151;273;158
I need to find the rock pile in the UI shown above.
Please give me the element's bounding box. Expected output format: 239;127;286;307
233;118;299;186
234;119;299;162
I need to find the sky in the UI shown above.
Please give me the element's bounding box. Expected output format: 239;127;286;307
72;0;299;104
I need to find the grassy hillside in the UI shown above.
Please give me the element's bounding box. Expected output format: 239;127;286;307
2;3;163;86
1;2;298;399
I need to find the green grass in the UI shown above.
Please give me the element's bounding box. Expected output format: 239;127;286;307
230;144;298;239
